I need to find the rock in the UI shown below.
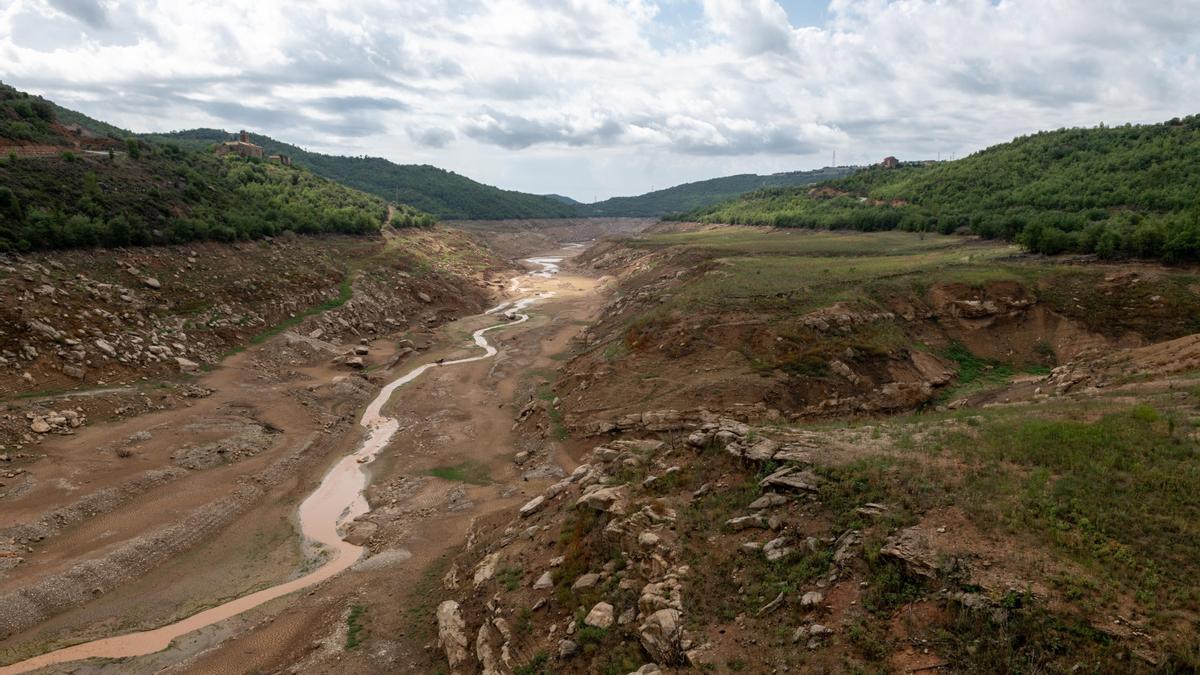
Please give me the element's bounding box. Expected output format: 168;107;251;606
533;571;554;590
638;531;661;548
639;608;684;665
575;485;628;514
417;291;433;303
558;638;580;658
759;467;821;492
741;438;781;461
801;591;824;608
629;665;662;674
519;495;546;518
436;601;469;670
344;356;365;369
880;526;943;579
30;419;50;434
142;277;161;289
474;552;500;588
354;345;370;356
94;339;117;358
572;573;600;591
584;601;614;628
725;515;768;531
833;530;861;566
175;357;200;373
748;493;789;510
762;537;793;562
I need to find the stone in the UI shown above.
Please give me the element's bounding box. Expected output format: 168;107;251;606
558;639;580;658
175;357;200;372
639;608;684;665
833;530;861;566
629;665;662;675
417;291;433;303
759;467;821;492
436;601;469;669
354;345;370;356
763;537;793;562
474;552;500;588
638;531;661;548
801;591;824;608
725;515;768;531
519;495;546;518
880;526;943;579
142;277;161;289
575;485;628;514
572;573;600;591
533;571;554;590
584;602;614;628
30;419;50;434
748;493;789;510
344;356;365;369
94;339;117;358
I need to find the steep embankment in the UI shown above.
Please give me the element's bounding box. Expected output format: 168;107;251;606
682;116;1200;261
431;226;1200;674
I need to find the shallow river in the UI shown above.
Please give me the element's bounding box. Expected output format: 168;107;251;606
0;258;561;674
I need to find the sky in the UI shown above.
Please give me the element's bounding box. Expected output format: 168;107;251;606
2;0;1199;202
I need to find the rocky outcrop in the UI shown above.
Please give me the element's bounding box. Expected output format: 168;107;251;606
437;600;470;670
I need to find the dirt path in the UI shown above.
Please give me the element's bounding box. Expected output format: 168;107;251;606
0;248;603;674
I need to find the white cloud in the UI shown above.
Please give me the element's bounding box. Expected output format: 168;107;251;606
1;0;1197;200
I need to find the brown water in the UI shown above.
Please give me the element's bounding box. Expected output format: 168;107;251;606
0;260;560;674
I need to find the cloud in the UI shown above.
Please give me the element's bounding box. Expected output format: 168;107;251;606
1;0;1197;199
408;126;455;148
46;0;107;28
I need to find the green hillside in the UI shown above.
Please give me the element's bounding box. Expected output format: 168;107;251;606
0;85;406;251
583;167;855;217
680;117;1200;261
143;129;579;220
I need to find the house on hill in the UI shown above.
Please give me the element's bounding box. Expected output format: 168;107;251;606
880;156;900;169
214;130;263;159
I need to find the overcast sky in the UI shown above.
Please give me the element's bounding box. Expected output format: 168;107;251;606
3;0;1199;201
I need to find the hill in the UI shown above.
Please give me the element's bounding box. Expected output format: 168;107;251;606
0;83;402;251
679;117;1200;262
582;167;856;217
142;129;579;220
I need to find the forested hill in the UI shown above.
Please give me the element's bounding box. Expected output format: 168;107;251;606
582;166;856;217
143;129;579;220
679;116;1200;262
0;82;427;252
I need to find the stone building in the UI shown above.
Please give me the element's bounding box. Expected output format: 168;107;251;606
214;130;263;159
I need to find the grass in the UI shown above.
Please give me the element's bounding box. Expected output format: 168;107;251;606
425;461;491;485
344;604;367;649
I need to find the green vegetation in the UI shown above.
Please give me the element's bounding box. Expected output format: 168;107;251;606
0;83;57;143
142;128;577;220
679;116;1200;261
425;461;491;485
344;604;367;649
582;167;854;217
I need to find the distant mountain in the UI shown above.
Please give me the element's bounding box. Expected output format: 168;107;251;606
542;193;584;206
680;116;1200;262
580;167;858;217
142;129;579;220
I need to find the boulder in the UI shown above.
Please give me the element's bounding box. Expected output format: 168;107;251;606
639;608;684;665
417;291;433;303
436;601;469;670
748;493;789;510
558;639;580;658
94;339;117;358
584;601;614;628
473;552;500;588
800;591;824;608
533;570;554;590
519;495;546;518
175;357;200;373
572;572;600;591
142;277;161;289
725;515;768;531
30;418;50;434
576;485;628;514
880;526;942;579
762;537;793;562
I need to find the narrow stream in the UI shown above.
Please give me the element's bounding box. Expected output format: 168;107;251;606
0;258;562;674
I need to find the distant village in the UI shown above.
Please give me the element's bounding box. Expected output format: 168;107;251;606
214;130;291;165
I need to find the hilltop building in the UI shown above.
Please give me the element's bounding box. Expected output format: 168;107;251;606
214;130;263;159
880;156;900;169
268;154;292;166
